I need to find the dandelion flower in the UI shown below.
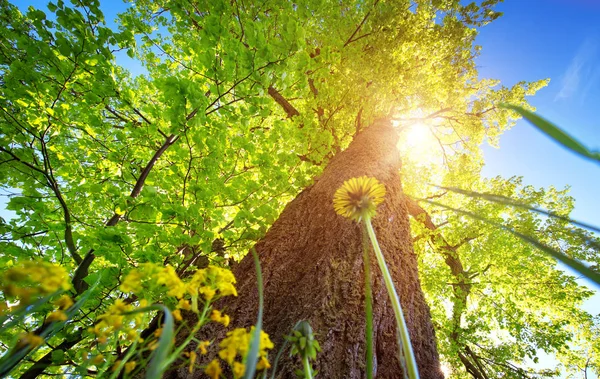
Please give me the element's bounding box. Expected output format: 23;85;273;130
333;176;386;222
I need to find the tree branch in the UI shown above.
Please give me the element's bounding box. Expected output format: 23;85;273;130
72;134;179;293
343;0;380;47
267;86;299;118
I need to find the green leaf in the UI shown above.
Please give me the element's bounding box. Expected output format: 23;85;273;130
51;350;64;363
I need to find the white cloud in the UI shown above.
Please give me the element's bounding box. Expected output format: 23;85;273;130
555;38;598;102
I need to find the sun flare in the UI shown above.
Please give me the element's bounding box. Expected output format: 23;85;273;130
393;110;444;166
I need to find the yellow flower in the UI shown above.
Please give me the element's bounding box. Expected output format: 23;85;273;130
172;309;182;322
198;340;210;355
54;295;74;310
187;266;237;300
1;261;71;306
156;265;186;299
257;356;271;370
188;350;197;373
91;354;104;365
199;286;216;301
177;299;191;310
46;310;68;322
210;310;230;327
120;269;143;293
16;333;44;349
232;361;245;378
333;176;386;222
124;361;137;374
218;327;273;366
205;359;222;379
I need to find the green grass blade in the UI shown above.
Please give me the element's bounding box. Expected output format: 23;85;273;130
501;103;600;164
435;185;600;237
243;248;264;379
144;305;174;379
420;199;600;287
0;292;62;332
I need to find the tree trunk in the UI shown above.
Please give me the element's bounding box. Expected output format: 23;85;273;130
181;119;443;378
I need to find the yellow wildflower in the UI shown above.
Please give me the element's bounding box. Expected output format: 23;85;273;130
54;295;74;310
124;361;137;374
46;310;68;322
187;265;237;300
210;310;230;327
188;350;197;373
198;340;210;355
156;266;186;298
1;261;70;305
177;299;191;310
154;328;163;338
218;327;273;368
120;269;143;293
172;309;182;322
91;354;104;365
16;332;44;349
232;361;245;378
199;286;216;301
333;176;386;222
205;359;222;379
257;356;271;370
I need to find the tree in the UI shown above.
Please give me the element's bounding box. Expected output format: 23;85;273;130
188;120;443;379
0;0;597;378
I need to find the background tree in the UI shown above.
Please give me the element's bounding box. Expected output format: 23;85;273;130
0;0;597;378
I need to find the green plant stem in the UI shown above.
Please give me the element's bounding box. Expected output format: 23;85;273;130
364;218;419;379
362;225;374;379
302;355;313;379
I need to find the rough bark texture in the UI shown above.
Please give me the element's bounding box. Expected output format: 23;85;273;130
178;119;443;378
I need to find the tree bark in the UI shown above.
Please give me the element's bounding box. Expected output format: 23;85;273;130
179;119;443;378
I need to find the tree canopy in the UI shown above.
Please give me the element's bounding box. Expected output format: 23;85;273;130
0;0;598;377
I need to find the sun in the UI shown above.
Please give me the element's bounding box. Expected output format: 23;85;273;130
403;121;434;148
392;110;444;166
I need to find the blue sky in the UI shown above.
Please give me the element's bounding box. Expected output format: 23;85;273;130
478;0;600;227
477;2;600;278
5;0;600;376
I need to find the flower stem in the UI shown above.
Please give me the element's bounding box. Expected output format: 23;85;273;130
302;355;313;379
362;226;374;379
363;218;419;379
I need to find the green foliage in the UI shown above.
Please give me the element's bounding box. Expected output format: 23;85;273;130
409;177;599;378
0;0;596;377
